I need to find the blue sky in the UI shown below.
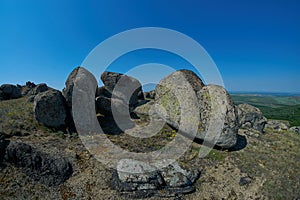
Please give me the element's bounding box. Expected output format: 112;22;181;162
1;0;300;92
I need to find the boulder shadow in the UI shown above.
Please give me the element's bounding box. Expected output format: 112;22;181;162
192;134;247;151
97;115;135;135
228;134;248;152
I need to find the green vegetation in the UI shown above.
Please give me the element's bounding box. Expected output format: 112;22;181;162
260;104;300;126
231;94;300;108
232;94;300;126
233;130;300;199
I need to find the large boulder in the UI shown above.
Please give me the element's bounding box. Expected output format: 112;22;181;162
63;67;98;115
101;71;144;106
237;103;267;133
197;85;238;148
0;84;22;100
34;90;68;128
4;141;72;186
154;70;238;148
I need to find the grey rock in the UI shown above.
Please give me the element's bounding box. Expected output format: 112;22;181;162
63;67;98;115
237;103;267;133
101;71;144;106
4;141;72;186
239;176;252;186
33;83;48;95
111;159;200;198
144;90;156;99
265;119;290;131
134;101;154;116
95;96;129;116
27;95;35;103
112;159;164;192
34;90;67;128
155;70;238;148
21;81;36;96
289;126;300;134
197;85;238;148
160;162;200;188
0;84;22;100
96;86;112;98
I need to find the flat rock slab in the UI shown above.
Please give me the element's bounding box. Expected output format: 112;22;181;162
111;159;200;198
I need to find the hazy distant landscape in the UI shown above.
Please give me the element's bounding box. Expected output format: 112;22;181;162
231;93;300;126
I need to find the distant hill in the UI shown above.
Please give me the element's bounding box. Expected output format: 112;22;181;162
231;94;300;126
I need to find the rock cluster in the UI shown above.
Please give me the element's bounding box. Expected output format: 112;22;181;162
100;71;144;106
237;103;267;133
96;71;145;116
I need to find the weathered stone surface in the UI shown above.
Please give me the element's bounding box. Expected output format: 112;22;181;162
134;101;154;116
4;141;72;186
289;126;300;134
33;83;48;95
0;84;22;100
63;67;98;115
101;71;144;106
264;119;290;131
237;103;267;133
197;85;238;148
154;70;238;148
111;159;200;198
21;81;36;96
34;90;67;128
144;90;156;99
96;86;112;98
154;70;204;136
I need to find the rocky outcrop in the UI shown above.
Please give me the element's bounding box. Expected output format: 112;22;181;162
100;71;144;106
111;159;200;198
33;83;48;95
237;103;267;133
21;81;36;96
4;141;72;186
154;70;238;148
96;96;129;116
0;84;22;100
264;119;290;131
144;90;156;99
289;126;300;134
34;90;68;128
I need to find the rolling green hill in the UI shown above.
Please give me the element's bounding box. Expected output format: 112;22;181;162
231;94;300;126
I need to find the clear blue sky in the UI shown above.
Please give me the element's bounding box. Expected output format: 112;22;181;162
1;0;299;92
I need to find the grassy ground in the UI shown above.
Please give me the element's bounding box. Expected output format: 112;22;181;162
1;97;300;199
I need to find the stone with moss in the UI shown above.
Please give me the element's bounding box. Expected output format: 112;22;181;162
154;70;238;148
